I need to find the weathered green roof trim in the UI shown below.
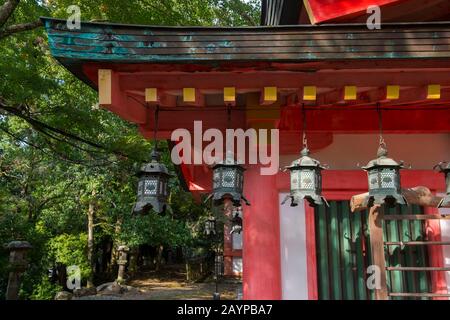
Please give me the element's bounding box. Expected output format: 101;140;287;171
42;17;450;65
41;17;450;30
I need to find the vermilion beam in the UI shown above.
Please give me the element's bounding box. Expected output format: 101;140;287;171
276;170;446;192
115;71;450;92
278;107;450;133
315;87;450;107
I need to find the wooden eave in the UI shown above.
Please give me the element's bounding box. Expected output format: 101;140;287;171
42;17;450;86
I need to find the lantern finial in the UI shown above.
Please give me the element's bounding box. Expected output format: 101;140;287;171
301;147;310;157
377;142;388;158
150;148;161;162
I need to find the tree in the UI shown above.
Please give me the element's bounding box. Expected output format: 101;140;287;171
0;0;260;299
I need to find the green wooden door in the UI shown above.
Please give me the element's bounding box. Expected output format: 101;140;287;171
315;201;431;300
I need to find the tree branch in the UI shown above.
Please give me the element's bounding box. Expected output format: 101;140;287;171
0;101;142;170
0;0;20;28
0;19;43;39
231;0;258;26
0;100;135;160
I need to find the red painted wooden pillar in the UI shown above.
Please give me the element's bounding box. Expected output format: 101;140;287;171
305;204;319;300
243;165;282;300
424;206;448;299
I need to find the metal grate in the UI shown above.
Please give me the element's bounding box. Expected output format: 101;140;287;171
300;171;315;189
222;171;235;187
380;171;395;188
144;180;157;195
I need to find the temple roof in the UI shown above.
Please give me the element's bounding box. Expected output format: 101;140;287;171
43;17;450;86
43;17;450;63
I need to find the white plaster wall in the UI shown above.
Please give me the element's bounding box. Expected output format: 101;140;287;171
233;257;243;274
439;204;450;296
279;193;308;300
232;232;243;250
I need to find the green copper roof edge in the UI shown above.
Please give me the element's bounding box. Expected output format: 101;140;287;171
40;16;450;31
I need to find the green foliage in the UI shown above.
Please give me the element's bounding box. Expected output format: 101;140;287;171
30;276;62;300
0;0;259;299
119;213;191;248
48;233;91;279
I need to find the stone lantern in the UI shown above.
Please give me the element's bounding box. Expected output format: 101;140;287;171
5;241;32;300
116;245;130;284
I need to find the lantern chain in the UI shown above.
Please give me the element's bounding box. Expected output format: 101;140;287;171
377;103;386;148
227;104;232;130
153;105;160;151
301;103;308;150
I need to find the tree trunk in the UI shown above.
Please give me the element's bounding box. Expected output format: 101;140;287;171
185;262;190;282
128;247;139;277
108;217;122;273
87;191;96;288
155;245;164;272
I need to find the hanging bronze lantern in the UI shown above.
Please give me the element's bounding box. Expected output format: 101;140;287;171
206;106;249;207
283;104;328;207
204;216;217;236
361;104;406;207
362;142;406;207
206;151;250;207
133;149;170;215
230;206;243;235
282;147;328;207
434;161;450;208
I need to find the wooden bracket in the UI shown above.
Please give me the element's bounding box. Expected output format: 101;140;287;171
368;205;389;300
350;186;450;212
